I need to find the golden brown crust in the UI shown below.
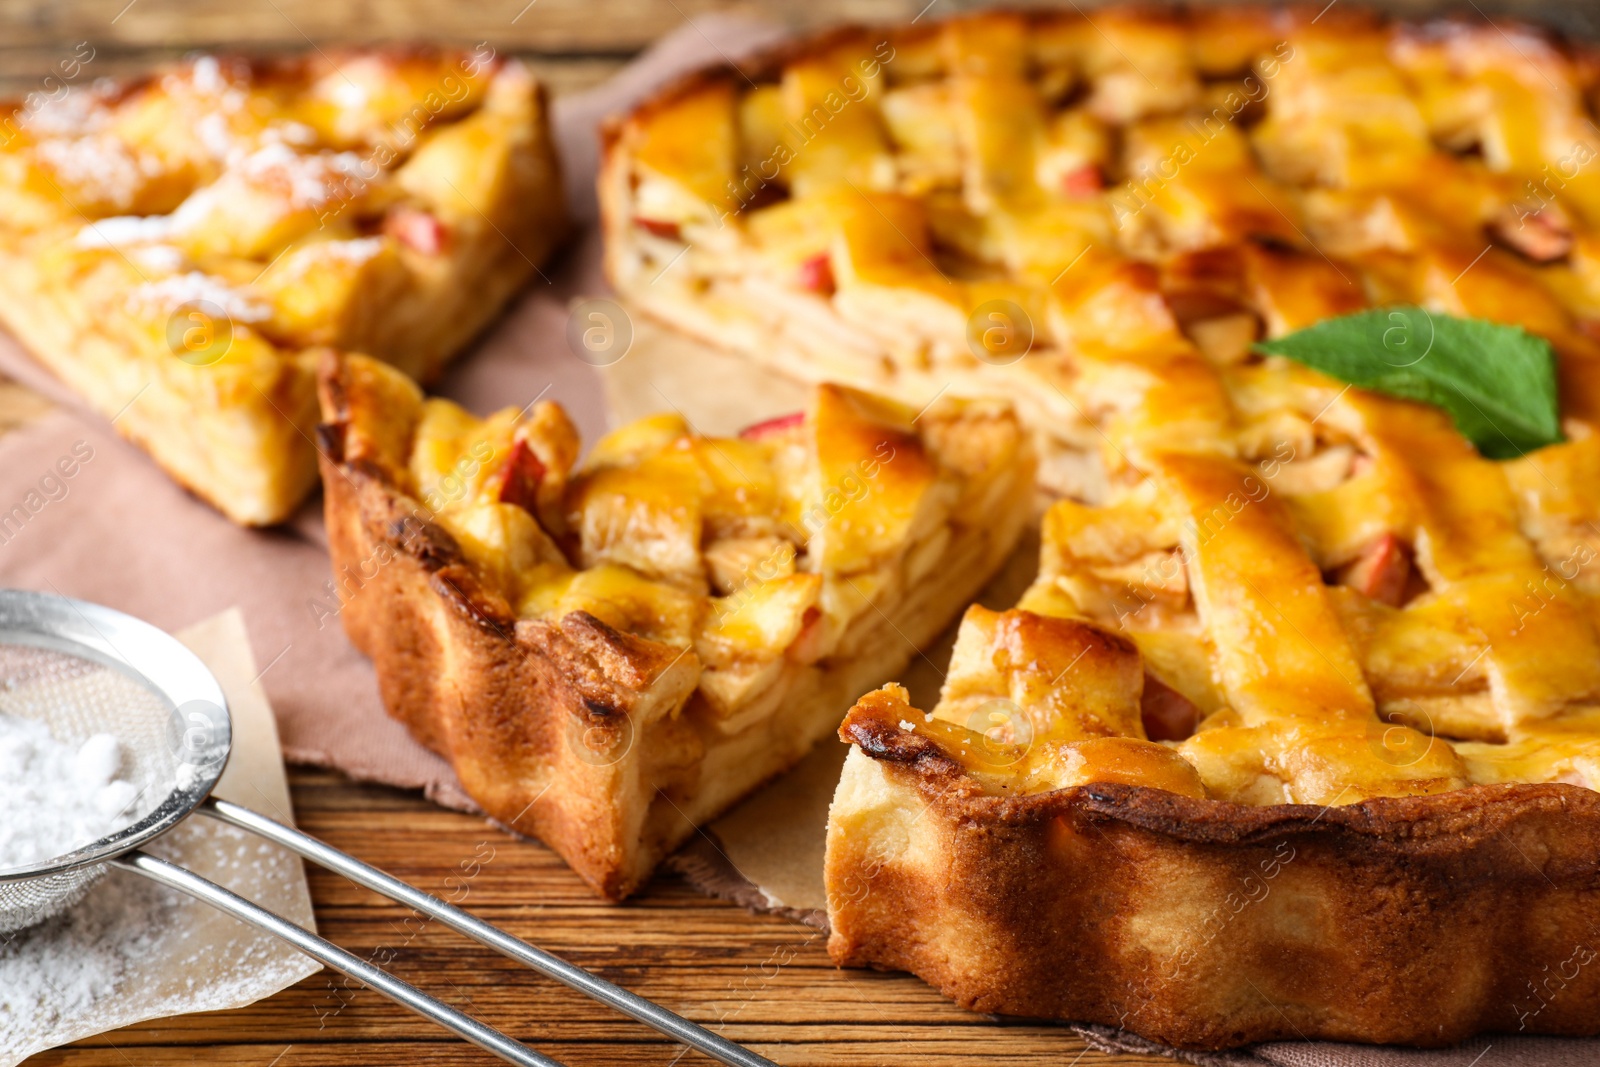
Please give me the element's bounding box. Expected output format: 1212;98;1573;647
827;716;1600;1049
600;4;1599;120
600;3;1600;200
320;403;700;898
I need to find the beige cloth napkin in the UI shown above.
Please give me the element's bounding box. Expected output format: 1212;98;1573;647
0;14;1592;1066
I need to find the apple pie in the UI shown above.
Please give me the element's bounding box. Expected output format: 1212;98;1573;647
318;352;1033;899
601;6;1600;501
0;47;564;524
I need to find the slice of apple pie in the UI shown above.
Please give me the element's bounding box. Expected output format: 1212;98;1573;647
601;7;1600;502
826;369;1600;1047
318;352;1033;899
0;47;564;524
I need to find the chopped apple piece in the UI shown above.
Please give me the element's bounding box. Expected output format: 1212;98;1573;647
738;412;804;441
1141;674;1202;741
796;253;835;294
497;438;546;516
1060;163;1104;199
386;207;449;254
1335;532;1411;607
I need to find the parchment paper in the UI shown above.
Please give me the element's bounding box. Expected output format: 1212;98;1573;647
0;608;320;1064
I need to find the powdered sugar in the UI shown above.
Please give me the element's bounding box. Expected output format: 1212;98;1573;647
0;868;177;1030
127;271;270;323
188;55;226;96
73;216;192;276
0;715;142;870
193;112;236;159
21;86;109;139
74;214;173;248
321;235;384;260
31;135;158;210
329;77;371;110
240;142;368;207
283;236;386;273
129;244;188;274
0;614;318;1064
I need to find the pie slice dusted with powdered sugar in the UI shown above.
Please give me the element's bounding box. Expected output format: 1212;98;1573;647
0;47;564;524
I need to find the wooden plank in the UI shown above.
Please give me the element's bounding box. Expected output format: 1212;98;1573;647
0;0;1581;55
0;0;921;52
0;0;1588;101
19;767;1169;1067
0;49;627;97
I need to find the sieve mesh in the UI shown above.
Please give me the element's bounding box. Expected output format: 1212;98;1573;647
0;642;186;933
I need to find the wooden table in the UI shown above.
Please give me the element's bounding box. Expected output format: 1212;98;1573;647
3;0;1586;1062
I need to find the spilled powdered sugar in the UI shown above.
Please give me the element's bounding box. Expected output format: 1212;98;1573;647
0;869;179;1029
0;715;143;870
0;821;316;1062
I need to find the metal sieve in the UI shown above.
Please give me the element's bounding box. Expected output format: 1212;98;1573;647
0;589;774;1067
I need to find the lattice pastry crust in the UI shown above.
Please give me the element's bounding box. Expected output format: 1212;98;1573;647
824;321;1600;1048
832;447;1600;1036
0;47;565;523
580;3;1600;1047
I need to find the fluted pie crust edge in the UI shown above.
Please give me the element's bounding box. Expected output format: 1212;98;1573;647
826;715;1600;1049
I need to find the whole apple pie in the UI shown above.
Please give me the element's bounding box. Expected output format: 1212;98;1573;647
319;353;1033;898
0;47;565;524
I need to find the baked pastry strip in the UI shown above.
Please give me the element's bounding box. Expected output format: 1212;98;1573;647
319;353;1034;899
0;49;565;523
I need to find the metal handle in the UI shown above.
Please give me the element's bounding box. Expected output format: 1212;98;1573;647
199;797;777;1067
111;850;565;1067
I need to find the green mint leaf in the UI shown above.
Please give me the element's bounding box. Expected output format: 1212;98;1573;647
1253;307;1562;460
